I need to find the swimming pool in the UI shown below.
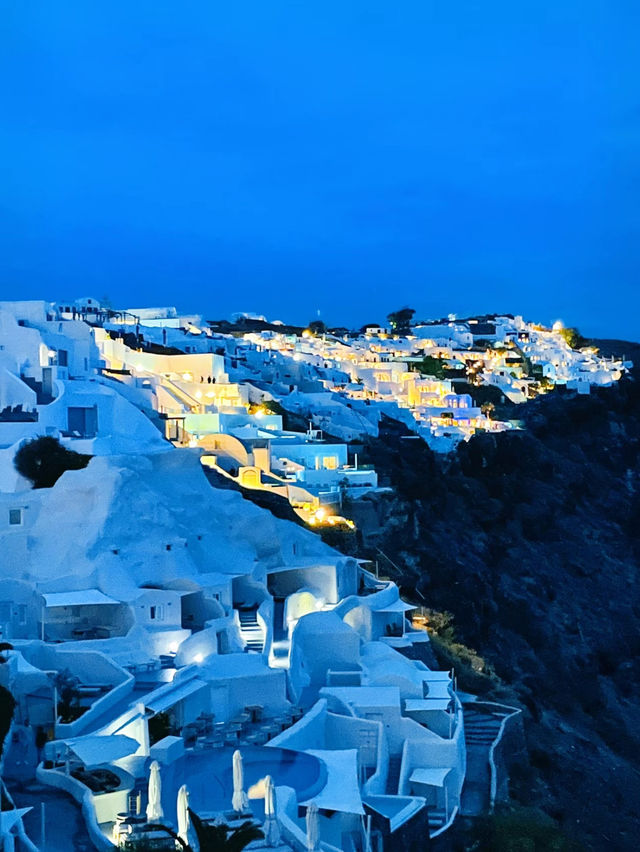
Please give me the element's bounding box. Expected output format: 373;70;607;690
156;746;326;822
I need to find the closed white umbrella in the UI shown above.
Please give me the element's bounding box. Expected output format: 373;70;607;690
146;760;164;823
306;801;319;852
177;784;190;845
263;775;280;847
232;749;249;813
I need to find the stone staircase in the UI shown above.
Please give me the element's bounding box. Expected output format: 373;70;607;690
237;608;265;653
428;808;447;831
463;705;507;746
460;703;513;816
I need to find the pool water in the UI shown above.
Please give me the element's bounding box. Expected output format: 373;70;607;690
156;746;326;822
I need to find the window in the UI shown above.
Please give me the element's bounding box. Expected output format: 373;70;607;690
58;349;68;367
9;509;22;526
149;605;165;621
323;456;338;470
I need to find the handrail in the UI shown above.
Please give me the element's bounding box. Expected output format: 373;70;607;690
467;700;522;810
162;377;201;411
430;804;459;839
375;547;403;575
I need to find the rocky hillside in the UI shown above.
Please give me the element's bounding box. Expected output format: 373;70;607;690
349;342;640;851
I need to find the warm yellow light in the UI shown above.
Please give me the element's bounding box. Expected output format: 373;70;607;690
195;391;202;399
315;507;327;522
182;372;192;381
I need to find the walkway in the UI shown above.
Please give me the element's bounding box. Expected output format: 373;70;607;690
459;702;513;816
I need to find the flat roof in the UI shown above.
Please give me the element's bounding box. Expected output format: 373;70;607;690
404;698;453;713
145;678;208;714
321;686;400;707
43;589;121;607
63;734;138;767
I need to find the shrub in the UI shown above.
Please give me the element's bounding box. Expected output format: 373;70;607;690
423;609;498;694
14;436;91;489
559;327;586;350
0;685;15;759
416;355;447;380
468;805;582;851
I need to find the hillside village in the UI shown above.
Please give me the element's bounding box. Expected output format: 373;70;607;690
0;298;630;852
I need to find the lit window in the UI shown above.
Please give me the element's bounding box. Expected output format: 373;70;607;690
323;456;338;470
9;509;22;526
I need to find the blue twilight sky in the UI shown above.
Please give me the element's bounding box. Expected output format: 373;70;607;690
1;2;639;339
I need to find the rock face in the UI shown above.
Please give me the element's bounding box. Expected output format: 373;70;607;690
350;343;640;851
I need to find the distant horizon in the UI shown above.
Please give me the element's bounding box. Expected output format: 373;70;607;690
35;294;639;345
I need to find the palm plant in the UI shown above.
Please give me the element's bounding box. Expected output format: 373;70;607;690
190;811;264;852
132;812;264;852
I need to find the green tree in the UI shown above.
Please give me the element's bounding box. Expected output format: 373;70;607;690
387;306;415;335
14;436;91;489
416;355;447;379
307;320;326;336
559;326;586;350
481;402;495;419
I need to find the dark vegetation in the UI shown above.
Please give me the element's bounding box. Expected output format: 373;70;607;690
0;643;16;760
308;319;327;336
349;341;640;851
559;327;587;350
129;812;263;852
148;711;177;744
387;306;415;334
415;355;448;380
14;435;91;488
451;805;583;852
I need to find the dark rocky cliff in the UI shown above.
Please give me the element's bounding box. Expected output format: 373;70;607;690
349;341;640;851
